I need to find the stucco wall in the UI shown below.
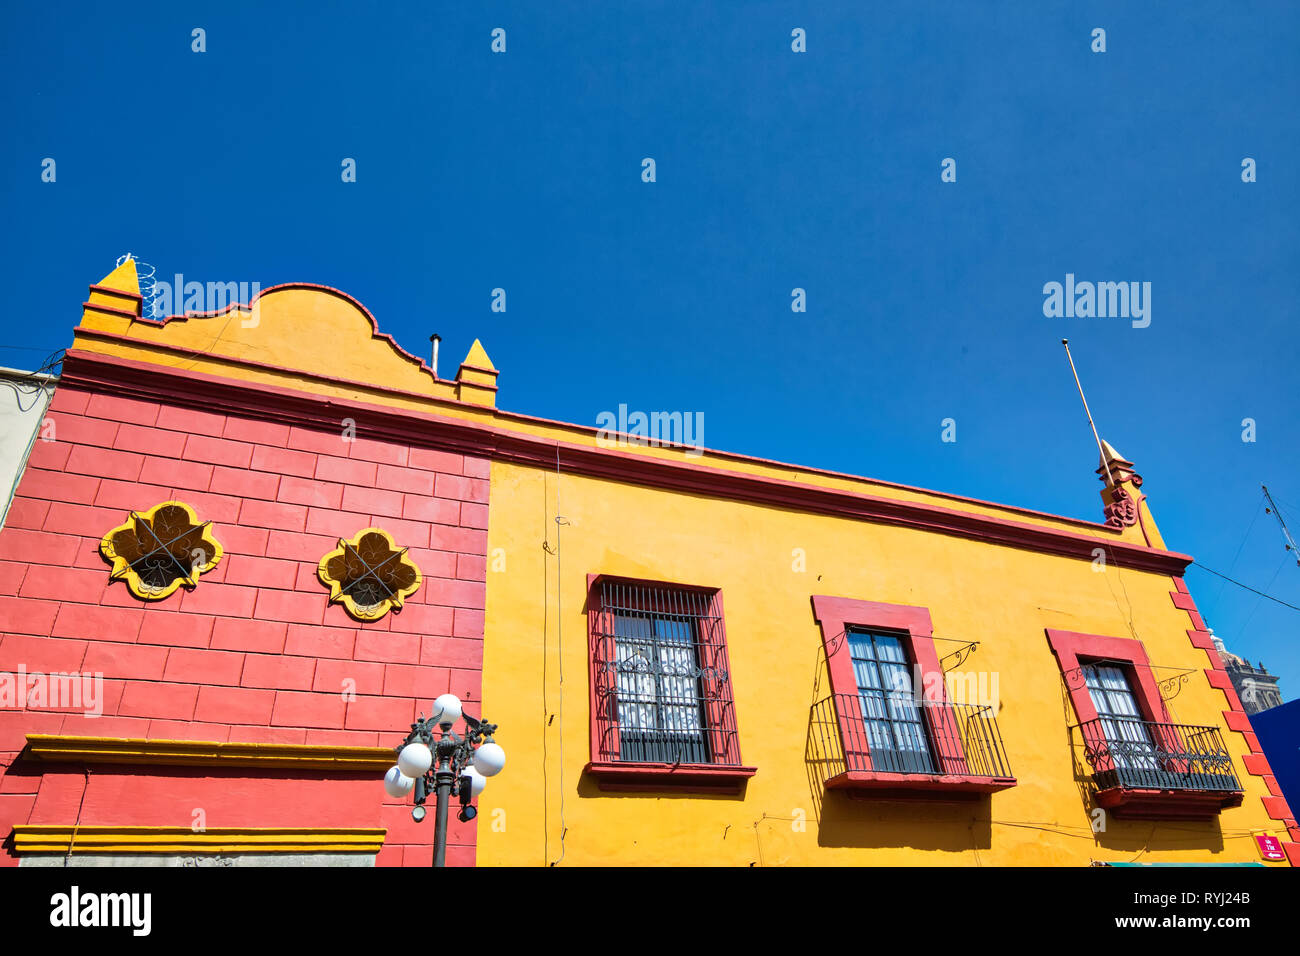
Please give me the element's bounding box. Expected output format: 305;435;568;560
478;460;1285;866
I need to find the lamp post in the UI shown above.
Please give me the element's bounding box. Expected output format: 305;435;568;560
384;693;506;867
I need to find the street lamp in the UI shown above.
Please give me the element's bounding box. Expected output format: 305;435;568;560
385;693;506;866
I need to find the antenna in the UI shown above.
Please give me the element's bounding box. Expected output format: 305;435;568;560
1061;339;1115;486
1262;484;1300;568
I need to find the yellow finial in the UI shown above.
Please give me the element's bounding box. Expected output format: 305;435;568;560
462;338;496;371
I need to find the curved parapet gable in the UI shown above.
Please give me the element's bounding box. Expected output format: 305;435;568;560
73;261;462;405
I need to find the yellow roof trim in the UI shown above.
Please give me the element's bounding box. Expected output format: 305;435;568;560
25;734;394;771
13;825;387;855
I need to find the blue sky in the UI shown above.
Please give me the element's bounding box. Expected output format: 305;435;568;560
3;2;1298;695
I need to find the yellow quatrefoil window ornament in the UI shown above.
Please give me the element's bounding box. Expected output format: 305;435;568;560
318;528;421;622
100;501;224;600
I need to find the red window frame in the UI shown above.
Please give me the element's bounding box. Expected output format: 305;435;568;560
811;594;1015;794
1045;629;1170;729
583;573;756;792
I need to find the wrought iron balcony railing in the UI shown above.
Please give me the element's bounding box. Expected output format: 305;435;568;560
1074;717;1242;794
809;693;1014;782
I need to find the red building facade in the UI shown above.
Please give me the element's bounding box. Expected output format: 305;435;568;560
0;265;491;865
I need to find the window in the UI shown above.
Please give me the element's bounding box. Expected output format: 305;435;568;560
612;611;708;763
584;575;755;791
849;630;936;774
1045;628;1243;818
100;501;223;600
317;528;421;622
1082;663;1163;778
810;594;1015;794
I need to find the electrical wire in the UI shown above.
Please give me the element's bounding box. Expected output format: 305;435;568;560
548;445;569;867
1212;491;1265;619
1192;561;1300;613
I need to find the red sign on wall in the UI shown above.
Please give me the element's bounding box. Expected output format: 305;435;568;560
1255;834;1285;861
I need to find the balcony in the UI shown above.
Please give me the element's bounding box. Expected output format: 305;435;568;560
1073;717;1244;818
808;694;1016;797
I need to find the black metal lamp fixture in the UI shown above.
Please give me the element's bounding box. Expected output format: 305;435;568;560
384;694;506;866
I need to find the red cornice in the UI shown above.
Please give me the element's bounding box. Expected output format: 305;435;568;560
88;284;143;303
57;348;1194;575
79;279;1138;534
75;342;1115;537
81;301;140;321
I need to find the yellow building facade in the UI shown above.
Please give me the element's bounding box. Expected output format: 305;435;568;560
480;459;1293;866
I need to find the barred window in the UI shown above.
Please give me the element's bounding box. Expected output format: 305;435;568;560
589;578;742;767
100;501;223;601
317;528;421;622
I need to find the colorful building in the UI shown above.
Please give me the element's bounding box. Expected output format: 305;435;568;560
0;259;1295;866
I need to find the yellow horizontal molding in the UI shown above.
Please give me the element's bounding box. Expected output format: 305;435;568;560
25;734;395;772
13;825;386;855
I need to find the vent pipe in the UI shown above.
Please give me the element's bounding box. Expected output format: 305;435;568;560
430;333;442;378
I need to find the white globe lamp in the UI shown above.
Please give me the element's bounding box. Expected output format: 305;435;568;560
384;765;415;798
433;693;462;727
397;741;432;778
474;741;506;777
461;764;488;797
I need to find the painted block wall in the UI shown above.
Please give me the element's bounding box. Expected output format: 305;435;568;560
0;384;489;866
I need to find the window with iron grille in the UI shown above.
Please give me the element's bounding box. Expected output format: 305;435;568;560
317;528;422;622
588;578;743;767
99;501;224;601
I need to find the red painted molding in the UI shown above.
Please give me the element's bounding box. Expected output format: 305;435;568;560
1044;629;1170;726
88;284;143;304
77;281;1179;538
56;348;1196;576
582;761;756;793
1093;787;1244;819
114;280;1130;536
81;301;141;321
825;770;1014;796
1168;577;1300;863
